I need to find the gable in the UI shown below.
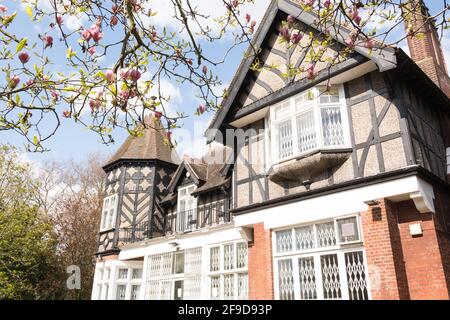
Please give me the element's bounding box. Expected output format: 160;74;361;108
207;0;397;141
236;15;348;111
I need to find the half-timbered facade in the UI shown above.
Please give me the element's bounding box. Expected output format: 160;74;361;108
92;0;450;300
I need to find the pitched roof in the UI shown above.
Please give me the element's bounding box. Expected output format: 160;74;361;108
206;0;397;142
103;118;180;168
160;144;233;204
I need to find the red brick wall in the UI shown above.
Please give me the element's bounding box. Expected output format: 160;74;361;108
396;200;449;299
248;223;274;300
361;199;409;299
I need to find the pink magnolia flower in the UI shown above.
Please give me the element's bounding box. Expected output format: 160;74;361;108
154;111;162;119
88;47;96;55
306;63;316;80
323;0;331;9
291;31;303;44
245;13;251;24
9;75;20;89
120;68;141;82
0;5;8;13
90;24;103;42
150;31;157;42
105;70;116;83
279;26;291;42
112;4;119;13
43;35;53;48
63;110;71;118
202;65;208;74
18;51;30;64
51;91;59;101
364;39;375;50
110;15;118;27
129;69;141;82
197;104;206;114
56;15;63;25
345;37;355;48
82;29;91;41
26;79;34;87
287;15;295;26
232;0;239;8
351;8;361;25
303;0;315;6
250;20;256;29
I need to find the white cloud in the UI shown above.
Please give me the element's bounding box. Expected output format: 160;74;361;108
140;0;269;42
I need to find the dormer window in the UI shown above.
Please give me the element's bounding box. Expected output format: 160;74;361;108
270;85;350;165
100;194;118;231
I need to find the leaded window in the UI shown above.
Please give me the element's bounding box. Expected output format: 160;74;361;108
274;216;369;300
270;85;349;164
208;241;248;300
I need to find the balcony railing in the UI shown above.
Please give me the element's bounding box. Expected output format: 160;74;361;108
118;198;232;244
118;222;150;244
167;198;232;234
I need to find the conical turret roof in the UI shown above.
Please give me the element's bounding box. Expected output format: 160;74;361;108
103;118;180;168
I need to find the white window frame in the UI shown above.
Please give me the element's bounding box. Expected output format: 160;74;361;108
176;184;197;232
268;85;351;166
207;241;248;300
113;266;144;300
100;194;118;231
93;267;111;300
272;215;371;300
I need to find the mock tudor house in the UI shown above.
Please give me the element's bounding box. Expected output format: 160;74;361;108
92;0;450;300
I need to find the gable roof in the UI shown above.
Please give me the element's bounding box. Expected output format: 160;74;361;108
103;118;180;169
206;0;397;142
161;145;233;204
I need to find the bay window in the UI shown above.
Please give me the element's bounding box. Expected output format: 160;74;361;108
270;85;349;164
273;215;370;300
100;194;118;231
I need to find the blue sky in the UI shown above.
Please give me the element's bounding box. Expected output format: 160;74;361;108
1;0;448;167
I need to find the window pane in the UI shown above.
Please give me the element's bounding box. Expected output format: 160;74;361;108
105;268;110;280
210;247;220;272
321;107;344;146
236;242;248;269
319;87;339;104
275;120;294;160
118;268;128;280
320;254;342;299
116;284;127;300
130;285;140;300
337;217;360;243
316;222;337;247
345;251;369;300
237;273;248;300
278;259;295;300
108;208;115;229
210;276;220;300
97;284;102;300
173;252;185;274
224;274;235;299
295;225;315;250
223;244;234;270
276;230;293;253
274;101;291;121
296;110;317;154
132;268;143;279
104;284;109;300
298;257;317;300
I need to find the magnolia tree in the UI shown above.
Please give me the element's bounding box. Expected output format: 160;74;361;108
0;0;448;151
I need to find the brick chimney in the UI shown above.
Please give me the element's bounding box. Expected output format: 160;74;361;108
402;0;450;97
